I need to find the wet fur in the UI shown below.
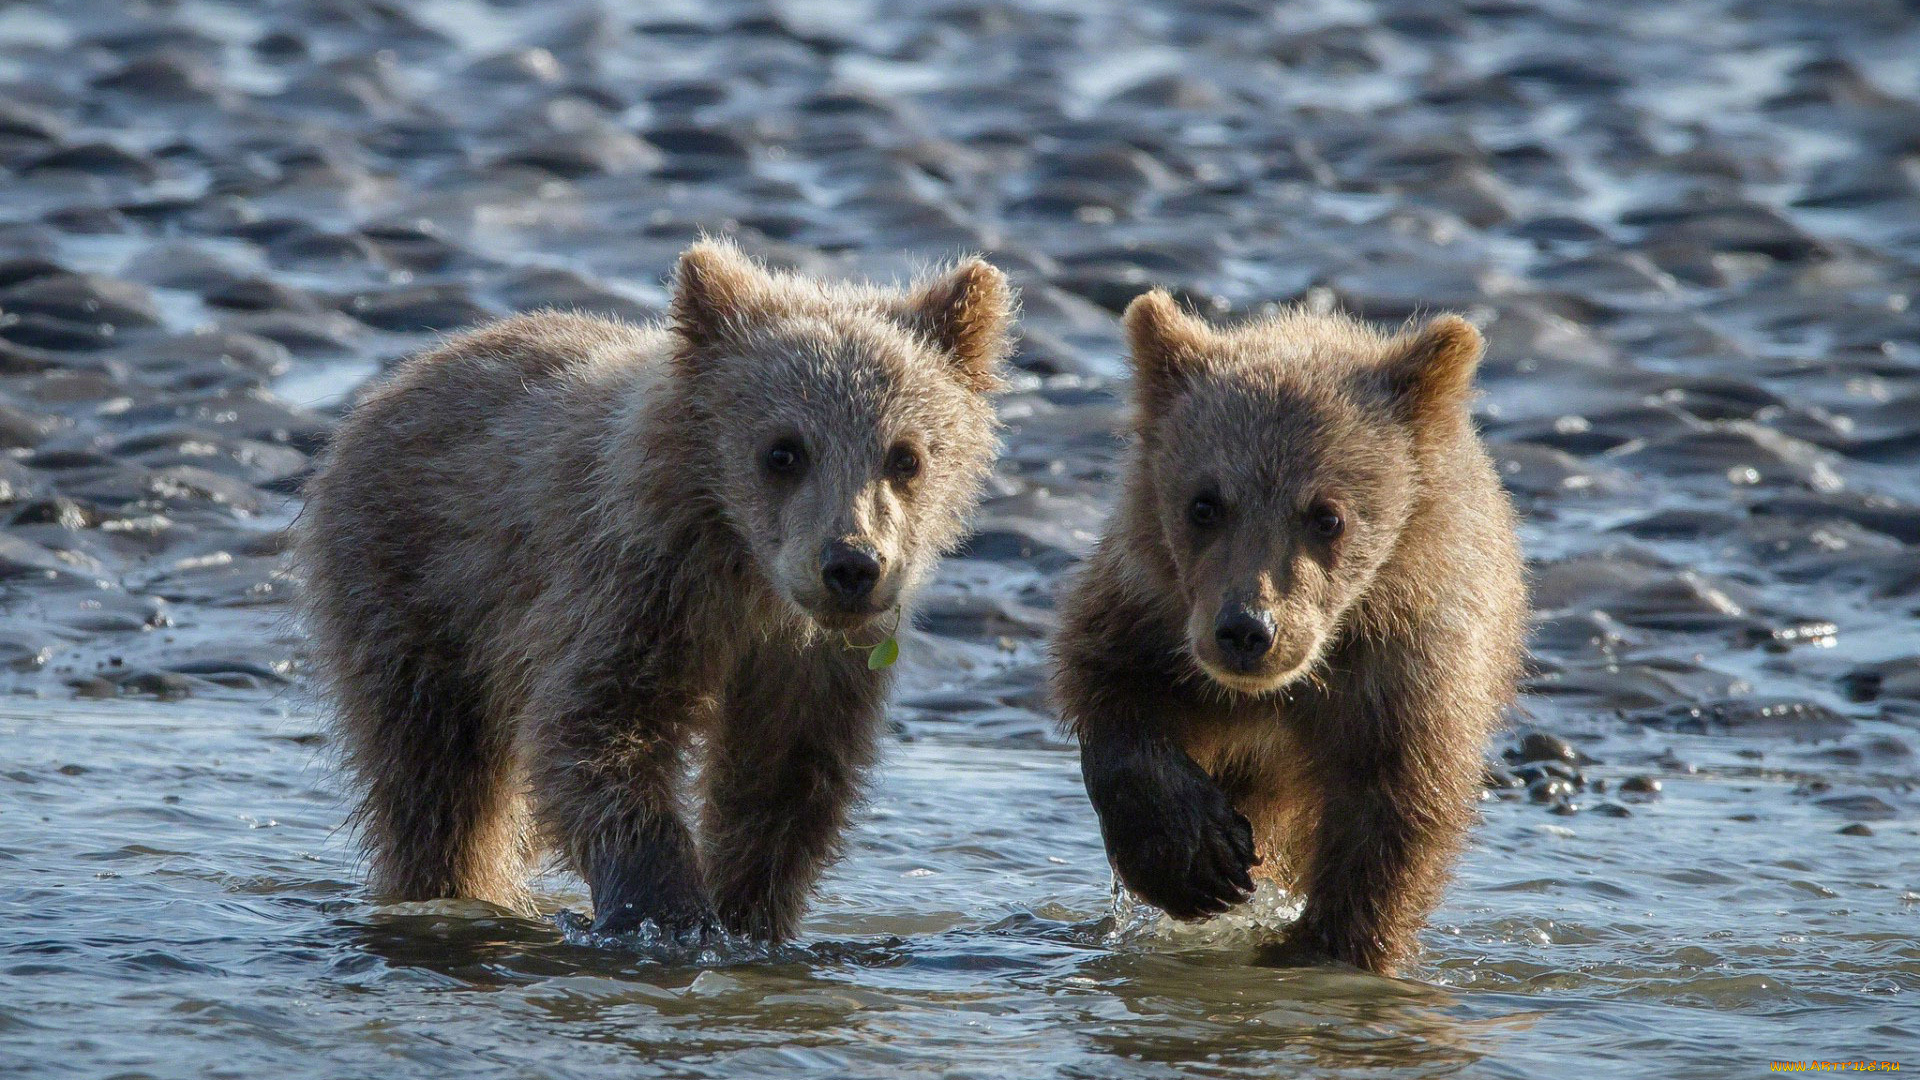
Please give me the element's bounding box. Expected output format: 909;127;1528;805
1052;294;1526;975
300;242;1008;939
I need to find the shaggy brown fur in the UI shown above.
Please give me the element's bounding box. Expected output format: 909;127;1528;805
299;241;1011;940
1051;292;1525;976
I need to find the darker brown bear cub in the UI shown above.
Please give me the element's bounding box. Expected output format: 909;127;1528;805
300;241;1010;941
1052;292;1525;976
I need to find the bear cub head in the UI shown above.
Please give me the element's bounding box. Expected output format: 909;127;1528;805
1121;290;1485;695
669;240;1011;632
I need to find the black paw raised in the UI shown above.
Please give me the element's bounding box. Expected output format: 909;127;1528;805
1083;742;1258;920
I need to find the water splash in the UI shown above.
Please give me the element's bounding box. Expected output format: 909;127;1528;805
1103;874;1306;951
552;909;783;965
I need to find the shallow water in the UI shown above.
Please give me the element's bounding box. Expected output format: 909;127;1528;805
2;698;1914;1078
1;0;1918;1075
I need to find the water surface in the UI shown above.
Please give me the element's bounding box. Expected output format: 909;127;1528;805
1;698;1912;1077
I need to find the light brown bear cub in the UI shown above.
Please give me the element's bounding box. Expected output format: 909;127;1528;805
300;241;1010;940
1052;292;1525;975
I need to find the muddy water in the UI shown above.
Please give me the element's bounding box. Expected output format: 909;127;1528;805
0;0;1916;1076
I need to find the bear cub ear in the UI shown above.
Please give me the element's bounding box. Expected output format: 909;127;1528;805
1385;314;1484;439
902;258;1013;393
1122;290;1212;419
670;239;772;356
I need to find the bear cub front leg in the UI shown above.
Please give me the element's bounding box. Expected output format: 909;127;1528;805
586;816;715;937
521;638;722;939
700;642;887;940
1080;730;1256;919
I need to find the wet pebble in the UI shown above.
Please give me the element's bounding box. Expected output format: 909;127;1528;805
1510;731;1582;766
1841;658;1920;703
1515;760;1583;788
1483;764;1526;790
26;143;159;180
93;52;224;101
1528;777;1577;804
1637;700;1853;740
342;287;495;334
1619;775;1663;797
1;274;162;332
493;269;658;324
1813;794;1897;820
204;279;326;315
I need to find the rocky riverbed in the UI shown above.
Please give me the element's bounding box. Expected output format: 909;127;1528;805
0;1;1914;1077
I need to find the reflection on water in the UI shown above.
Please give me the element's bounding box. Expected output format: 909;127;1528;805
0;700;1911;1078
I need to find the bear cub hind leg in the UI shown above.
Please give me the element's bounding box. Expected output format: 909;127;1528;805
346;651;531;913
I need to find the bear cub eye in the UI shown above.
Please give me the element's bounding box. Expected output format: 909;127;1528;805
1306;500;1344;541
886;442;921;482
765;438;806;476
1188;493;1223;529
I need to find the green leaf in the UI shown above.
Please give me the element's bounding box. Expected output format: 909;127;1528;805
866;635;899;670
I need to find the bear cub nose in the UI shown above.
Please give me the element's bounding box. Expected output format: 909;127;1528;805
1214;605;1276;669
822;541;883;603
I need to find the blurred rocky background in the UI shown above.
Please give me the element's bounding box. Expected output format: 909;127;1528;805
0;0;1915;809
